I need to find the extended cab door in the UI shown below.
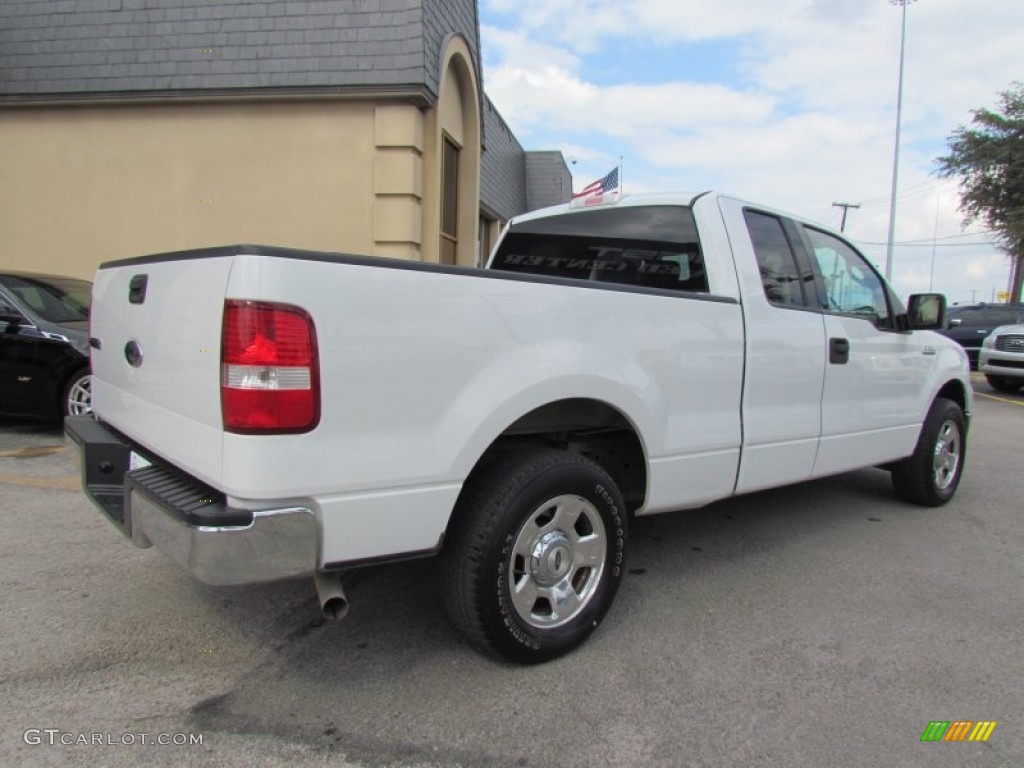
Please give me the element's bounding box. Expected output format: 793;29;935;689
796;225;930;475
718;198;828;493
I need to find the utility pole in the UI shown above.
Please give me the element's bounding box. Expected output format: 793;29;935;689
832;201;861;232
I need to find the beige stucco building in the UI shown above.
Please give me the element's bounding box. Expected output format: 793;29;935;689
0;0;571;280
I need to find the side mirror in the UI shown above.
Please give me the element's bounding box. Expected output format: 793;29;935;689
906;293;946;330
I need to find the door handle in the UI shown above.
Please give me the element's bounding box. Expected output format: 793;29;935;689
829;337;850;365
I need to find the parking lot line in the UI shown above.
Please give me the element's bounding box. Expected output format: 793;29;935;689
0;444;66;458
0;472;80;492
974;391;1024;406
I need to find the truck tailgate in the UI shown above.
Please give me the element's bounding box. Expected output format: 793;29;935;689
90;254;234;486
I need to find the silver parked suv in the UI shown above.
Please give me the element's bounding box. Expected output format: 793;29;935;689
979;324;1024;392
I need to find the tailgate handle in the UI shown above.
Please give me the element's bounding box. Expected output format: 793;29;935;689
829;337;850;365
129;274;148;304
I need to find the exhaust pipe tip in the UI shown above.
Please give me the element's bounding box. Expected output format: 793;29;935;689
314;571;349;621
321;594;349;621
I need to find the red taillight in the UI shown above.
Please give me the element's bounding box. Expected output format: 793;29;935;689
221;300;319;433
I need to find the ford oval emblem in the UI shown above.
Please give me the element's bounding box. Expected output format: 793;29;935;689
124;340;143;368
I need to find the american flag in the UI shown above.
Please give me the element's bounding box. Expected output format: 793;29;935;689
572;166;620;199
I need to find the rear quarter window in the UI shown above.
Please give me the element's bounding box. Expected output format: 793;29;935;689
491;205;708;294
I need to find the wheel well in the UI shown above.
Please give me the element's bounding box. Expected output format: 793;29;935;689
469;399;648;513
936;379;967;413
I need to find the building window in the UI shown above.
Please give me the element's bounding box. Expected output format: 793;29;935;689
441;136;459;265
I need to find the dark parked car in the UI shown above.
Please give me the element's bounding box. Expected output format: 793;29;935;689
937;302;1024;369
0;271;92;420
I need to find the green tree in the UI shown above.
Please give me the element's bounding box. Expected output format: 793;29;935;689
936;84;1024;303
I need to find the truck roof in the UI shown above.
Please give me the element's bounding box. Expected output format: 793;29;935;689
509;192;710;227
508;191;845;240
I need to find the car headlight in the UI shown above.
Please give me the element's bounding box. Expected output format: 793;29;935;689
981;334;995;349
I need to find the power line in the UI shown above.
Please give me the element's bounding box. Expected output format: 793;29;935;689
854;240;999;247
891;231;997;244
857;177;947;207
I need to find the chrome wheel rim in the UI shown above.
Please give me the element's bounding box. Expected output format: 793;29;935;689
933;419;961;491
67;374;92;416
508;494;607;629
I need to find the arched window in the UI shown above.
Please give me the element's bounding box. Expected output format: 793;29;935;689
431;35;480;266
440;135;460;265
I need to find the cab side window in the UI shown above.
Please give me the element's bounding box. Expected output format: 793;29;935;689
804;227;891;328
744;210;806;308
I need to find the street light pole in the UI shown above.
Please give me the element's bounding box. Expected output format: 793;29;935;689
884;0;916;282
928;195;938;291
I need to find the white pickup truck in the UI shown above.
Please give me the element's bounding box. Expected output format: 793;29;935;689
67;192;971;663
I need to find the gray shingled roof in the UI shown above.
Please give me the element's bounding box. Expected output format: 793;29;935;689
480;98;572;219
0;0;480;102
525;151;572;211
480;96;527;221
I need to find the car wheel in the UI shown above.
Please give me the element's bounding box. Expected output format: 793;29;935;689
63;370;92;417
985;375;1021;393
891;397;966;507
441;448;628;663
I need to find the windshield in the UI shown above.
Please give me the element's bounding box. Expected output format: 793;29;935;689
4;276;92;324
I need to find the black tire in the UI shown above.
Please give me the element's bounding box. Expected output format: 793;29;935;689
891;397;966;507
985;375;1021;393
62;369;92;417
441;448;628;663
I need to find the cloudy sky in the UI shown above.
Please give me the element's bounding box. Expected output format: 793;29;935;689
478;0;1022;305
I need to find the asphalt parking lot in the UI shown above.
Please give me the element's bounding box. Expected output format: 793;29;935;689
1;375;1022;767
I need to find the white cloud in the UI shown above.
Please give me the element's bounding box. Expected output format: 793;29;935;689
480;26;580;72
480;0;1023;302
487;65;774;137
964;253;1011;282
484;0;811;49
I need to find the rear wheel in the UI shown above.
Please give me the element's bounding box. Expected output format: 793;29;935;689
62;370;92;417
985;375;1021;393
441;449;628;663
891;397;965;507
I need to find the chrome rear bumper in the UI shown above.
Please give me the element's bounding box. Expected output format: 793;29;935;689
65;415;319;585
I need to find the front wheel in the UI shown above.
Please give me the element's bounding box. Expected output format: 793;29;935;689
891;397;966;507
985;374;1021;393
441;449;628;663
